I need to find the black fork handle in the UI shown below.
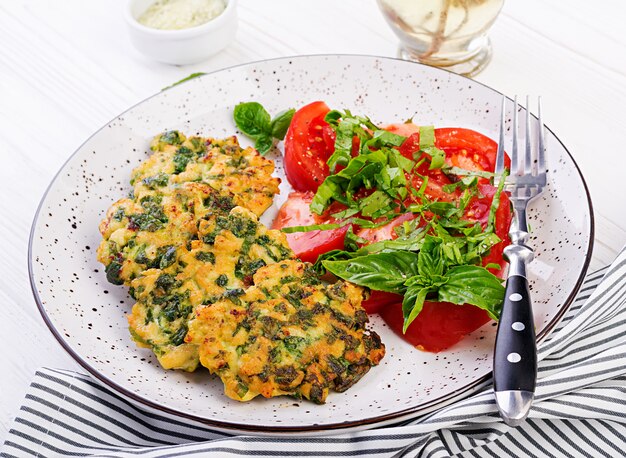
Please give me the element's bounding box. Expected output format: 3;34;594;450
494;274;537;392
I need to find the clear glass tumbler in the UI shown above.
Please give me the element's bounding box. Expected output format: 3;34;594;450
377;0;504;77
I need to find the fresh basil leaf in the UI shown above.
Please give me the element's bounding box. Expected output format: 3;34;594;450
254;134;274;155
465;232;501;264
325;110;401;173
312;249;354;274
417;236;445;277
269;108;295;140
438;265;504;320
233;102;295;151
376;165;392;189
434;227;467;266
458;221;483;236
162;72;206;90
325;110;376;172
311;148;387;214
402;264;503;330
402;285;432;332
351;162;382;192
394;218;423;237
348;149;389;175
234;102;271;138
485;262;502;270
323;251;420;293
404;272;448;289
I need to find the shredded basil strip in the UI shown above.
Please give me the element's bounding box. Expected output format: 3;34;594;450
280;222;347;234
418;125;446;170
444;166;496;179
486;169;509;232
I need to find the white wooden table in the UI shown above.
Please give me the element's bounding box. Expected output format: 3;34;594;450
1;0;625;440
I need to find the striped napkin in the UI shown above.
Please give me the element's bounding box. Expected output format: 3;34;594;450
3;247;625;458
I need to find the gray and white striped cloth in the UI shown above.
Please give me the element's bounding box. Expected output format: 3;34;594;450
3;246;626;458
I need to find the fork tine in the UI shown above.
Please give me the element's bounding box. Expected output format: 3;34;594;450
537;97;546;179
495;95;506;176
511;96;519;175
524;96;532;176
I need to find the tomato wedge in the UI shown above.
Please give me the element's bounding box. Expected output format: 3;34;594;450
283;101;336;192
362;291;403;314
272;192;348;264
400;127;510;175
379;301;492;352
356;212;418;244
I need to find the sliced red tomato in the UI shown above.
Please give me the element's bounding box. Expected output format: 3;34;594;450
362;291;403;314
356;212;418;244
383;122;421;137
434;128;500;171
272;192;348;264
283;101;336;192
399;127;510;174
379;301;491;352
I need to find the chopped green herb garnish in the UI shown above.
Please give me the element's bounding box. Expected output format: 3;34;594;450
142;173;169;189
301;109;509;330
418;126;446;170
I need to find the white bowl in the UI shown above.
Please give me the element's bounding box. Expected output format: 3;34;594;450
124;0;238;65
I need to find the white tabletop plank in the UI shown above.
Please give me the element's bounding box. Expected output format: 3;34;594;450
1;0;625;439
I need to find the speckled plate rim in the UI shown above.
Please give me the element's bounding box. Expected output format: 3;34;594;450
28;54;594;434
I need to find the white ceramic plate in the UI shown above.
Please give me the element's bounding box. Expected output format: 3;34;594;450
30;55;593;435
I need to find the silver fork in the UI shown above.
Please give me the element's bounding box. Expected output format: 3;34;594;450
493;96;546;427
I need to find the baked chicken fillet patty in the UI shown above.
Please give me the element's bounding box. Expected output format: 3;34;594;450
187;260;386;404
97;131;280;286
127;206;295;371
